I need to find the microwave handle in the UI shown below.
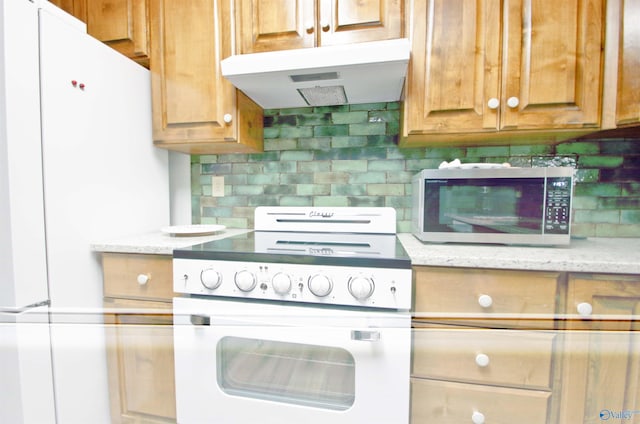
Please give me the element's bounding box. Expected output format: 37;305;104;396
351;330;380;342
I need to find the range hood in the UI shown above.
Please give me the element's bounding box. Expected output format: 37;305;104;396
221;38;410;109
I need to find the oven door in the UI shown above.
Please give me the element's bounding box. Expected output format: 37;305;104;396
173;296;410;424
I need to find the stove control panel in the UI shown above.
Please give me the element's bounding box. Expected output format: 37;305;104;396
173;258;411;310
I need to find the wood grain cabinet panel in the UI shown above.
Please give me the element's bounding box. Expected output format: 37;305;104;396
412;326;555;390
557;273;640;423
411;266;558;424
401;0;605;146
87;0;150;68
150;0;263;154
49;0;150;67
413;267;560;329
102;253;177;423
102;253;173;301
615;0;640;126
411;378;551;424
237;0;403;53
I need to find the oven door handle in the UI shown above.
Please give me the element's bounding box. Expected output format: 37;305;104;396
190;314;211;326
351;329;380;342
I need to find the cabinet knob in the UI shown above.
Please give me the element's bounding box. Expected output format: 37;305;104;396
321;20;330;32
577;302;593;317
487;98;500;109
477;294;493;308
475;353;490;367
137;274;150;285
507;96;520;108
305;22;315;33
223;113;233;124
472;411;486;424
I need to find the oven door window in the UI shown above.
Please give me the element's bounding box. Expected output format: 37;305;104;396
217;336;355;410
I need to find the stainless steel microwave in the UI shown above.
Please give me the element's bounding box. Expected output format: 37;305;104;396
412;167;575;246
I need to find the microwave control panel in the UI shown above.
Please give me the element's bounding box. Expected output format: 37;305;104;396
544;177;572;234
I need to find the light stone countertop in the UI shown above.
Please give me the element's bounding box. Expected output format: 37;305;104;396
90;228;251;255
91;230;639;275
398;234;640;274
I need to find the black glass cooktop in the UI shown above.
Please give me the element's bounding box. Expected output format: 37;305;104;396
173;231;411;269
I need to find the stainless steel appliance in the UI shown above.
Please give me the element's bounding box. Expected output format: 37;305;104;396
172;207;411;424
412;165;574;246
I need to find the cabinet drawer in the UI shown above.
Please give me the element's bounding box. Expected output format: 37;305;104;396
411;378;551;424
412;326;555;390
102;253;173;301
414;267;560;328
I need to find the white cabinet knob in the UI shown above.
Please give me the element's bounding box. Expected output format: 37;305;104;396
321;20;330;32
507;96;520;108
577;302;593;317
305;21;315;33
137;274;149;285
487;98;500;109
478;294;493;308
223;113;233;124
475;353;490;367
472;411;486;424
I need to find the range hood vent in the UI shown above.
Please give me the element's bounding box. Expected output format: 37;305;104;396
221;39;410;109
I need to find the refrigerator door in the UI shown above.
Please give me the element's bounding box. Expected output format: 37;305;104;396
0;0;49;309
37;7;170;424
0;305;56;424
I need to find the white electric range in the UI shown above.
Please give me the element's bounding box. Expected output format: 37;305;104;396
172;207;412;424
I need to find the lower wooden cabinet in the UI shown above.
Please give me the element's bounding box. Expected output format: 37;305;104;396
557;273;640;423
411;267;640;424
411;378;551;424
412;325;555;390
102;253;176;423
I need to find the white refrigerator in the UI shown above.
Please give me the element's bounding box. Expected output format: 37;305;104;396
1;1;172;422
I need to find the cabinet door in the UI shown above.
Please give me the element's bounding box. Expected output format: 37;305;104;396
48;0;87;21
500;0;604;130
150;0;263;153
238;0;315;53
403;0;501;135
411;378;551;424
150;0;233;142
318;0;404;46
86;0;150;67
616;0;640;126
104;298;176;423
558;274;640;423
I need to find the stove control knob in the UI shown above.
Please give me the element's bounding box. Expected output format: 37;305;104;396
308;274;333;297
348;276;374;300
235;270;257;292
200;269;222;290
272;272;292;295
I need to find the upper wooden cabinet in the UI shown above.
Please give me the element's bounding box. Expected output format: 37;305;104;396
237;0;404;54
401;0;605;147
149;0;263;154
615;0;640;126
49;0;150;68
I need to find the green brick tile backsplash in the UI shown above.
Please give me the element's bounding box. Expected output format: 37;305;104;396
192;102;640;237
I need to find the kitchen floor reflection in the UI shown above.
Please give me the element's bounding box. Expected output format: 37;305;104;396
2;313;640;424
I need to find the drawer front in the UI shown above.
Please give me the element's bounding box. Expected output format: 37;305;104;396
102;253;173;301
414;267;560;328
412;326;555;390
411;378;550;424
